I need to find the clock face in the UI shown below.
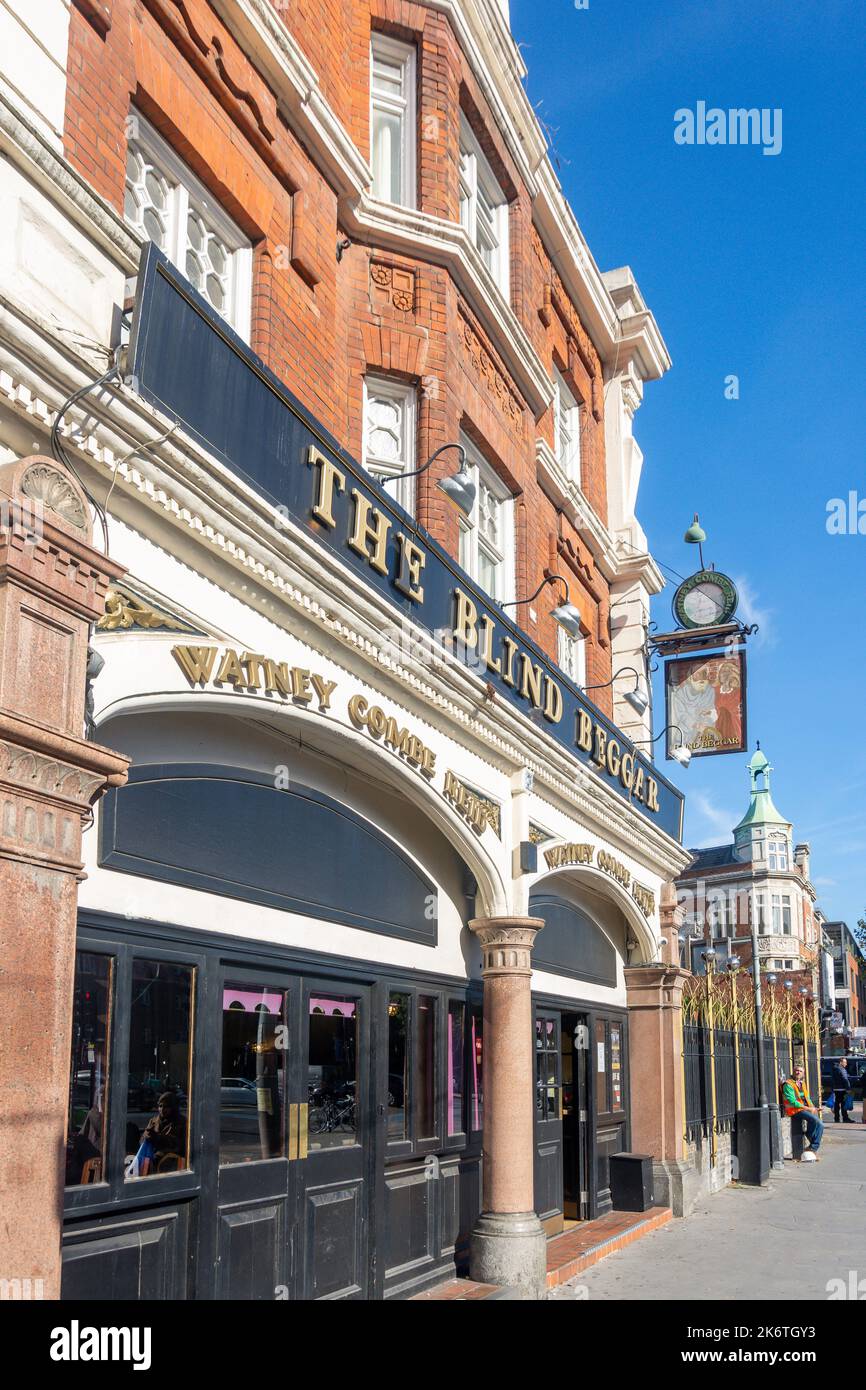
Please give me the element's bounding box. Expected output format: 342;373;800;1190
683;582;726;626
673;570;738;630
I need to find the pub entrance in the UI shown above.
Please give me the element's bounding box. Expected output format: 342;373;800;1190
534;1008;591;1232
533;1001;630;1232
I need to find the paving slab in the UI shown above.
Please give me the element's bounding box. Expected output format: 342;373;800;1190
566;1106;866;1301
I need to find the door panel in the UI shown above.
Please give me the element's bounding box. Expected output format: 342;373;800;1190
562;1014;591;1220
62;1205;189;1300
214;973;295;1300
298;980;372;1300
533;1009;563;1228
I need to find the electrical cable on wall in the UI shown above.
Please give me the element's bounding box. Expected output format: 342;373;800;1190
50;357;121;555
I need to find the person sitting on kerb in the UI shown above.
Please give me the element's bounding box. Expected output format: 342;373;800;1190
781;1065;823;1161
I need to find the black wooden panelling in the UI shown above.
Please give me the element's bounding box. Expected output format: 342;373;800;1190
100;764;438;944
534;1140;562;1223
216;1201;284;1301
61;1206;189;1300
383;1162;435;1283
528;894;617;985
595;1123;625;1215
303;1182;365;1300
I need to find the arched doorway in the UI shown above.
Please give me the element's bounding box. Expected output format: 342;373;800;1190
528;871;644;1228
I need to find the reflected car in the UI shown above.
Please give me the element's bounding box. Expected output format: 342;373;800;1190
220;1077;258;1106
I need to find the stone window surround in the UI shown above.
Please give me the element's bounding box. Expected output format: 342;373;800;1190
369;32;417;211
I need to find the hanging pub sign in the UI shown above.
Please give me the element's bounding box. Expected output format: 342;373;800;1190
126;244;684;840
665;650;747;759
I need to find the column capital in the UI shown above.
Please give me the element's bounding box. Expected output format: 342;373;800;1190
469;915;544;977
624;962;690;1009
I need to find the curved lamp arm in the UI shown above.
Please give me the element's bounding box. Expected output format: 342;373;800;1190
401;442;466;481
500;572;571;610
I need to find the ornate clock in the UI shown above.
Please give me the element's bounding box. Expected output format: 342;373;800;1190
672;570;738;630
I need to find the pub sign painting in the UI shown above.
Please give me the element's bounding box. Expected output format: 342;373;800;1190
665;651;747;759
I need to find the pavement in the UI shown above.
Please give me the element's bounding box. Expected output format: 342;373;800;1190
559;1102;866;1301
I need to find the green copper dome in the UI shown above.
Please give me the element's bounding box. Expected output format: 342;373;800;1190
734;745;790;831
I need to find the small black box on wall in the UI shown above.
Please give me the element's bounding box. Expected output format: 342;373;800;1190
610;1152;654;1212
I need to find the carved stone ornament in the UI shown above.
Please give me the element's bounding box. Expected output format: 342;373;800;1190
469;916;544;976
370;261;416;313
20;463;87;532
98;585;198;634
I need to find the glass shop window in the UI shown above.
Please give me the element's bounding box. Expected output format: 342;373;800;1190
65;952;113;1187
387;992;410;1141
307;996;360;1151
610;1022;624;1113
595;1019;608;1114
124;960;194;1180
447;1002;465;1136
416;995;437;1141
469;1005;483;1133
219;983;287;1166
535;1017;559;1120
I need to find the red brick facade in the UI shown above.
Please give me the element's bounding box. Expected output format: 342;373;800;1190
65;0;614;709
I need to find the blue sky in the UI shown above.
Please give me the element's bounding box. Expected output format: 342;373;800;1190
509;0;866;927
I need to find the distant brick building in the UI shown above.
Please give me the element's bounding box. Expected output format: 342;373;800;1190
676;748;821;997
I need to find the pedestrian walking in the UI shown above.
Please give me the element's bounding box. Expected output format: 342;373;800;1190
832;1057;854;1124
781;1065;823;1160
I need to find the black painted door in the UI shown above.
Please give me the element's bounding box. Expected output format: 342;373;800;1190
533;1010;563;1227
297;978;373;1300
562;1015;591;1220
593;1015;629;1215
212;970;297;1300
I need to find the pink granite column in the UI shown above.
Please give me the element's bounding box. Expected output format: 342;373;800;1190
0;457;129;1299
624;962;694;1214
468;915;546;1297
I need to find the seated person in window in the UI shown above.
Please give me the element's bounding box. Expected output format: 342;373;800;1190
66;1092;104;1184
134;1092;185;1175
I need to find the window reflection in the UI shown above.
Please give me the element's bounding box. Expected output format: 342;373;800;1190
387;993;409;1140
125;960;193;1180
308;996;359;1150
416;996;436;1140
448;1003;465;1136
470;1006;483;1131
220;983;286;1165
66;952;112;1186
595;1019;607;1114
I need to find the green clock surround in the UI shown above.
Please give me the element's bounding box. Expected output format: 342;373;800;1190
672;570;738;630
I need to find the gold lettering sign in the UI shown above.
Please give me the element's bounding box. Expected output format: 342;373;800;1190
542;842;654;917
443;771;500;836
543;842;594;869
348;692;436;779
631;881;656;918
172;646;337;712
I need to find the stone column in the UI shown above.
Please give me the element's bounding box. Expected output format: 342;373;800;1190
468;915;547;1298
0;456;129;1299
624;962;700;1216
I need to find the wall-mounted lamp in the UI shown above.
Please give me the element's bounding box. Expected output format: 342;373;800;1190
632;723;692;768
583;665;648;717
401;443;476;517
500;572;585;639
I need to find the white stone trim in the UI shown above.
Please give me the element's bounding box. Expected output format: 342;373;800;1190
345;192;552;416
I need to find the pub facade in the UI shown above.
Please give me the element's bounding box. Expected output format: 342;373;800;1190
0;0;690;1299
